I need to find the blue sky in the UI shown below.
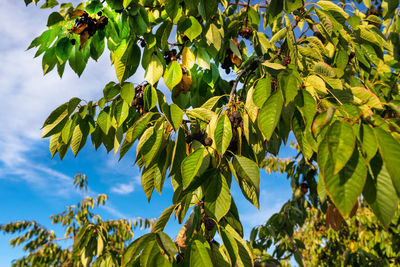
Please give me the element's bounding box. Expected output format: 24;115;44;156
0;1;294;265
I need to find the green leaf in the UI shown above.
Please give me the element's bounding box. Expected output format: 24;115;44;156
326;121;356;175
106;0;123;10
69;46;87;77
230;161;259;209
258;89;283;140
201;95;226;110
120;83;135;105
42;46;57;74
97;108;112;135
138;126;164;167
206;23;222;51
363;154;399;226
253;77;271;108
165;0;180;21
204;173;232;221
181;16;202;41
214;114;233;156
316;1;349;23
163;61;182;90
279;71;299;105
156;232;178;260
359;124;378;162
284;0;302;13
42;104;69;138
114;100;129;126
219;225;253;267
262;61;286;70
70;124;87;156
170;128;186;177
233;155;260;194
140;240;169;267
181;148;206;189
47;12;64;26
186;108;217;121
142;163;157;201
123;234;155;266
55;37;72;63
113;41;141;83
143;84;158;111
198;0;218;20
145;54;163;85
162;103;183;131
90;31;105;61
103;82;119;100
182;46;195;69
151;205;177;233
312;106;335;137
316;9;333;36
314;62;336;78
125;112;154;143
197;46;211;69
190;240;213;267
323;148;367;218
374;127;400;197
40;0;59;8
86;0;103;14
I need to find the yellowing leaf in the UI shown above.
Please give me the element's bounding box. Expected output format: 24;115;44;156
163;61;183;90
145;54;163;85
182;47;195;69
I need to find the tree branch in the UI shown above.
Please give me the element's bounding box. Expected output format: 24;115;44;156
284;230;306;266
229;49;282;102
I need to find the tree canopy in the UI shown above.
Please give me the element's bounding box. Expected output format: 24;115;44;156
2;0;400;265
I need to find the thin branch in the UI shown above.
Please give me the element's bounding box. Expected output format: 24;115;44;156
229;49;282;102
229;2;268;8
283;230;306;266
244;0;251;27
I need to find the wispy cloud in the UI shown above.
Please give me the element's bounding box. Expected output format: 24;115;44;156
110;176;141;195
0;1;130;219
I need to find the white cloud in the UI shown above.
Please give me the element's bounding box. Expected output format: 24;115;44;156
0;0;136;220
110;176;141;195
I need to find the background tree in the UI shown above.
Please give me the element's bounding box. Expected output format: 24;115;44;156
2;0;400;265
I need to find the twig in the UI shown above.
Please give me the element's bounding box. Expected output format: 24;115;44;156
229;58;263;102
284;230;306;266
229;2;268;8
229;49;282;102
244;0;251;27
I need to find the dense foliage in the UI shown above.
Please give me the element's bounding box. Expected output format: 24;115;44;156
3;0;400;265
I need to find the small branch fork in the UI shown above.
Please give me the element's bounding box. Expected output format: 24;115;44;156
284;230;307;266
229;49;282;103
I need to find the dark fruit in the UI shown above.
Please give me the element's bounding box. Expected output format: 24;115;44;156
182;35;189;42
232;111;241;119
97;11;102;16
70;39;76;45
140;40;146;48
204;137;213;146
239;27;253;39
204;218;215;231
185;135;193;144
300;183;308;195
281;55;291;66
181;66;187;74
176;253;184;263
